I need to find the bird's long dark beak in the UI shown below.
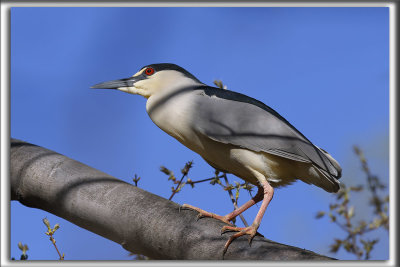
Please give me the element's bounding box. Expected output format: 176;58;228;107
91;77;138;89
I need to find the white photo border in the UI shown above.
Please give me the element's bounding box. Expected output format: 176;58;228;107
1;1;396;266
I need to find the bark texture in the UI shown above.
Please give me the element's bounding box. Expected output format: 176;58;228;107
10;138;335;260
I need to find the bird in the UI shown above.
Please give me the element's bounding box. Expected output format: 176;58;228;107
91;63;342;254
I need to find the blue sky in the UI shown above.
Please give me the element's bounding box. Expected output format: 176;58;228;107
10;7;389;260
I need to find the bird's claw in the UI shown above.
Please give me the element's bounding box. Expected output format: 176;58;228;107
179;204;190;212
221;225;234;234
196;213;205;221
248;234;255;246
221;225;259;255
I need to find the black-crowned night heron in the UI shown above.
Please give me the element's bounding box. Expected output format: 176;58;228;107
92;63;342;254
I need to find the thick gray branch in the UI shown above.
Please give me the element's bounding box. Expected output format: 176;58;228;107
10;138;334;260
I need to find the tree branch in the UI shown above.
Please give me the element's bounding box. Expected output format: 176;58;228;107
10;138;335;260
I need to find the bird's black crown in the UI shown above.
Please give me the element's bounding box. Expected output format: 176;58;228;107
142;63;201;83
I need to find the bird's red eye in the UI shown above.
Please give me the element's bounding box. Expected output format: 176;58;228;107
145;67;155;76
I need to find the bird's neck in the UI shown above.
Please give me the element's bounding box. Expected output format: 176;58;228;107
145;82;202;142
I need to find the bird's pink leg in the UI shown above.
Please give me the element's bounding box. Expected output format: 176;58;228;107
180;186;264;225
221;180;274;254
221;186;264;221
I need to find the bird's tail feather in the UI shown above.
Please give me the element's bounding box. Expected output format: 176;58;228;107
316;146;342;179
314;166;341;193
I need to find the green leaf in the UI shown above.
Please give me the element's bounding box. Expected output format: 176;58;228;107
160;166;173;176
187;178;194;188
42;218;51;231
329;239;342;253
328;213;336;222
315;211;325;219
224;184;234;191
343;241;353;252
181;161;193;175
329;204;338;210
349;185;363;192
347;206;355;218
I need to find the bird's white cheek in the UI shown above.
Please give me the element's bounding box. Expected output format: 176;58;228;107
134;78;166;96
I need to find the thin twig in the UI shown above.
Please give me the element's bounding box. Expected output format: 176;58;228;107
221;173;249;227
49;236;64;260
354;146;385;215
190;177;219;184
169;173;187;200
332;220;349;233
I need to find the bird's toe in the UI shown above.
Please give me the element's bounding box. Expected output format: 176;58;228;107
180;204;233;225
221;225;260;255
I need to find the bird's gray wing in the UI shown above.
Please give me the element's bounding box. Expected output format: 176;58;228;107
191;86;340;178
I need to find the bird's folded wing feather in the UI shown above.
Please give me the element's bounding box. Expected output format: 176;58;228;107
191;87;340;178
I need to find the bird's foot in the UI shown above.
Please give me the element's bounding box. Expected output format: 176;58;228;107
180;204;233;226
221;223;261;255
